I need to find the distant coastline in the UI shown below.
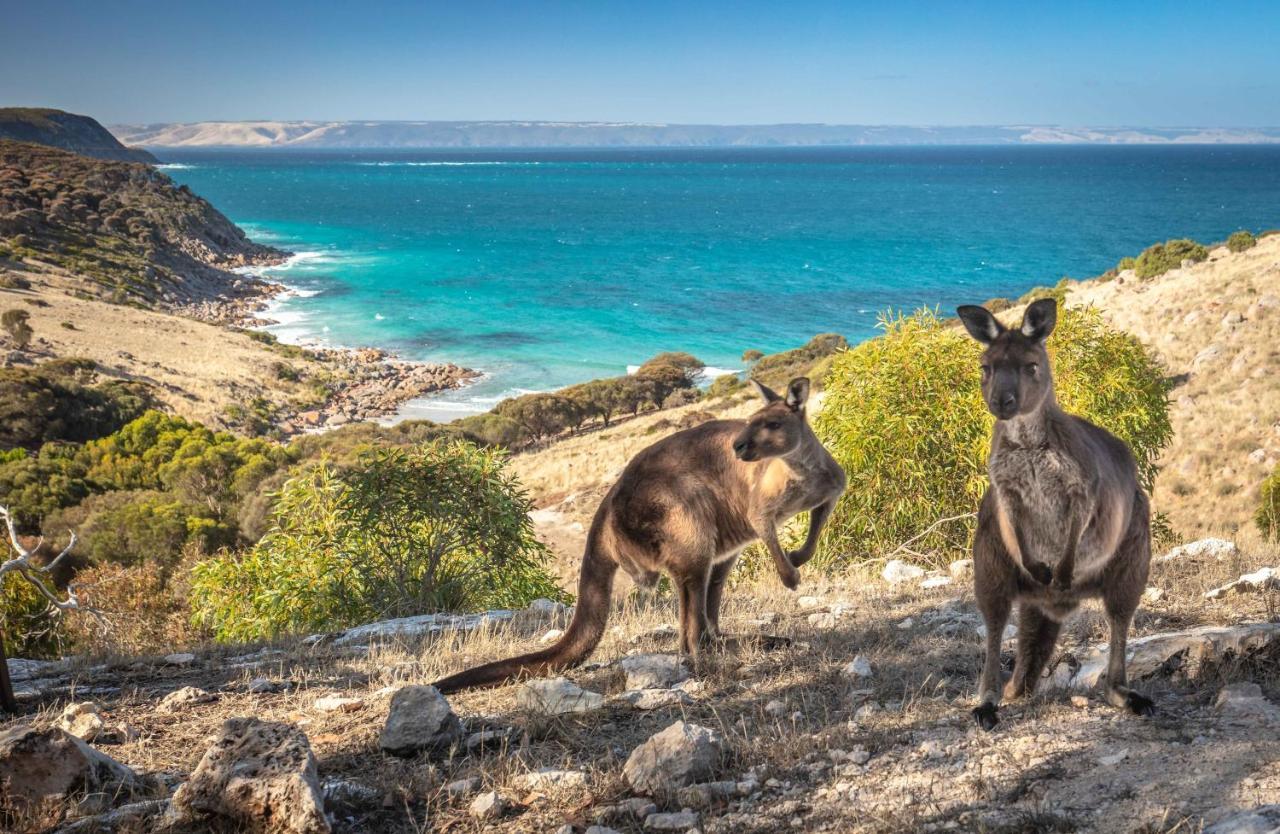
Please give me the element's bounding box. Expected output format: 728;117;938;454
111;120;1280;150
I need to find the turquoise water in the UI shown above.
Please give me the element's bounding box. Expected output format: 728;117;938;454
157;146;1280;419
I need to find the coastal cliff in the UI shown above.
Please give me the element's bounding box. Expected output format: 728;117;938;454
0;108;157;163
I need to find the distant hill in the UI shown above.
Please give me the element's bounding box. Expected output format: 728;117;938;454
0;140;280;308
0;108;157;162
109;120;1280;149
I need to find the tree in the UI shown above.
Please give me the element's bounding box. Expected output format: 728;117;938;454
190;441;564;642
742;349;764;364
1;505;101;712
1;309;33;350
638;352;705;388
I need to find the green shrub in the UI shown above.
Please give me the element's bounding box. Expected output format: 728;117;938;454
751;333;848;391
1;568;60;657
1117;256;1136;272
707;372;746;399
1226;230;1257;253
1258;464;1280;542
0;359;153;452
43;490;234;569
190;441;563;642
811;308;1171;568
1133;239;1208;279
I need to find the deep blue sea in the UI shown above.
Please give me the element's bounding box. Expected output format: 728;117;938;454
157;146;1280;419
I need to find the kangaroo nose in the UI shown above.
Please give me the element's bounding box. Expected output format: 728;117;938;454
999;393;1017;411
733;439;749;456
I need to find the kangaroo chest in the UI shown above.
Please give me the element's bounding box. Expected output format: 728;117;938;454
989;444;1092;570
759;455;842;516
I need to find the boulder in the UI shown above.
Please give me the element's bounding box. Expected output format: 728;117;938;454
1206;567;1279;599
841;655;873;680
1049;623;1280;691
0;725;157;821
881;559;926;585
618;654;689;690
379;685;463;756
1158;538;1238;563
616;688;693;710
1215;682;1280;723
623;721;725;794
517;677;604;715
171;718;328;834
514;768;587;791
469;790;507;820
157;686;216;713
55;702;106;742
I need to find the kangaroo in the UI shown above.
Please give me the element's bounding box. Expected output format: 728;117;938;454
956;299;1155;730
432;376;846;693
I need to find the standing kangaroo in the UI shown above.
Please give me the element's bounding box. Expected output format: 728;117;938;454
956;299;1155;730
433;376;846;693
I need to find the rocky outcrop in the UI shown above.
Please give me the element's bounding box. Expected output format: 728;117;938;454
378;685;463;756
0;725;158;824
623;721;726;795
516;677;605;716
170;717;329;834
0;109;156;163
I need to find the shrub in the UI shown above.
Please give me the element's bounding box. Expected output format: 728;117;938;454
0;359;153;452
1;308;33;348
662;388;701;409
1117;256;1136;272
707;372;746;399
812;308;1171;568
60;559;203;655
751;333;848;391
1133;239;1208;279
1;566;59;657
43;490;234;569
0;273;32;289
190;441;563;642
1258;464;1280;542
742;349;764;363
1226;230;1257;253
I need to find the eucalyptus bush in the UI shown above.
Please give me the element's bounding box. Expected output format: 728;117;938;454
1133;238;1208;279
190;440;563;642
1227;230;1257;253
1257;463;1280;542
811;307;1171;568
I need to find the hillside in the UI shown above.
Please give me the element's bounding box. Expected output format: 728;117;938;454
0;139;280;312
0;108;156;163
110;120;1280;149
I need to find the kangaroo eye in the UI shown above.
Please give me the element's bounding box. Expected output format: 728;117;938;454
1024;363;1038;375
765;421;781;430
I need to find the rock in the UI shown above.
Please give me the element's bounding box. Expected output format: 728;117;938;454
163;652;196;666
881;559;926;585
248;677;280;694
764;699;787;716
1158;538;1238;563
464;729;508;751
379;685;463;756
919;740;945;759
540;628;565;644
1203;805;1280;834
796;595;823;609
514;768;587;791
51;799;172;833
157;686;216;713
445;777;480;797
528;597;568;616
469;790;507;820
329;609;514;646
56;702;106;742
322;779;381;809
645;810;701;830
677;780;741;808
0;725;157;821
921;576;954;590
807;612;838;629
618;688;694;710
1215;682;1280;722
1049;623;1280;691
841;655;873;679
1206;567;1280;599
631;623;679;644
588;828;626;834
517;677;605;715
1097;749;1129;766
170;718;328;834
314;695;365;713
618;653;689;689
1143;587;1165;604
596;797;659;824
976;622;1018;643
949;559;974;581
624;721;725;794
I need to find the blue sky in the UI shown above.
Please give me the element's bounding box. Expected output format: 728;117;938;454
2;0;1278;125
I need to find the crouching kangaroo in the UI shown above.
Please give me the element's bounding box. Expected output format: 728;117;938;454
432;377;846;693
957;299;1155;730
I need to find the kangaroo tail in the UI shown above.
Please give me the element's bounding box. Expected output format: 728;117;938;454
432;535;618;694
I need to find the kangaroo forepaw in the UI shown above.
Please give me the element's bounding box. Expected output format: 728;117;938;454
777;564;801;590
1124;691;1155;716
787;549;813;568
972;703;1000;731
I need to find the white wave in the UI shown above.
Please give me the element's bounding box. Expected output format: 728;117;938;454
374;313;385;320
699;366;741;381
355;161;542;167
154;163;197;170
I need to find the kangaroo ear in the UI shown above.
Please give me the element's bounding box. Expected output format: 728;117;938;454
785;377;810;411
1021;298;1058;341
956;305;1004;345
750;378;781;404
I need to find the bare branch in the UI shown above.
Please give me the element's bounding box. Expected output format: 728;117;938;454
0;505;106;626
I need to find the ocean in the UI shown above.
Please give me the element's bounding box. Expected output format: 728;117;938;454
157;146;1280;420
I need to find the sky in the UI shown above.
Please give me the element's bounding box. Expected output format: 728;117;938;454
2;0;1278;126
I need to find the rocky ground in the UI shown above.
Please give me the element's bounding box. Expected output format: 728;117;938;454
3;535;1278;834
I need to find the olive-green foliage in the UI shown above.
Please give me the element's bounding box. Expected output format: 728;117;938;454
44;490;234;569
1117;256;1136;271
190;441;563;642
1133;238;1208;279
750;333;848;392
1017;278;1073;306
1226;230;1257;253
0;445;90;530
0;358;153;451
812;308;1172;568
1;568;58;657
1257;463;1280;542
707;372;747;399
